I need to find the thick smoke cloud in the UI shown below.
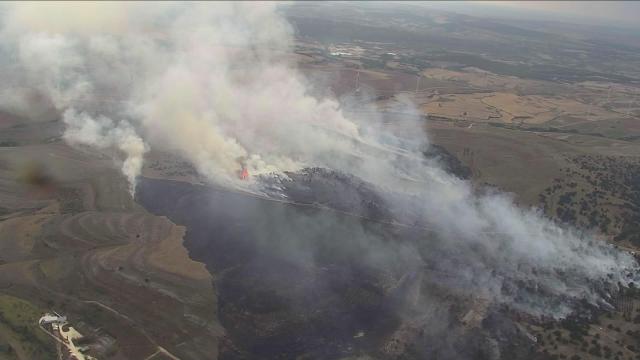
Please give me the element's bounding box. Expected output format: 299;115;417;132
1;2;365;187
0;1;637;322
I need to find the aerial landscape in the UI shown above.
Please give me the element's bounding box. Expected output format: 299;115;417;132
0;1;640;359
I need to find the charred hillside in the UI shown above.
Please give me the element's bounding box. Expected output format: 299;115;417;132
137;174;553;360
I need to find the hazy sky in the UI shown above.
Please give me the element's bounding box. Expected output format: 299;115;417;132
485;1;639;26
417;1;640;29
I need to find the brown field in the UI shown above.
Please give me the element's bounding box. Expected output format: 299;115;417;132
422;93;502;121
0;141;222;360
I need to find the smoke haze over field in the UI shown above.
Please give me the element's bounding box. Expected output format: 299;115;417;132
0;0;638;322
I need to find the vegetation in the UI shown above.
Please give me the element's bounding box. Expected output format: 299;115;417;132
0;295;54;360
538;155;640;244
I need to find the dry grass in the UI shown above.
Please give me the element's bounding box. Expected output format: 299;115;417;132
422;93;502;121
148;223;212;281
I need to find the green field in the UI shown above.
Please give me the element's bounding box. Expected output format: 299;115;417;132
0;295;54;360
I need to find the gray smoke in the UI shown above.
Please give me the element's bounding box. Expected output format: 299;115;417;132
0;1;637;321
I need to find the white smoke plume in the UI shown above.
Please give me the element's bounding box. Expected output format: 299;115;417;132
0;1;637;320
63;109;147;196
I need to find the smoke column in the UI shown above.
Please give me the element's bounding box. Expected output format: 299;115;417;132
63;109;147;196
0;1;637;318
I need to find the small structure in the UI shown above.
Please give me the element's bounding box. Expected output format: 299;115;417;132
39;312;96;360
39;312;67;325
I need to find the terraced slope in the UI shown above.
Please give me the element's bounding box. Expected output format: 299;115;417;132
0;136;222;360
